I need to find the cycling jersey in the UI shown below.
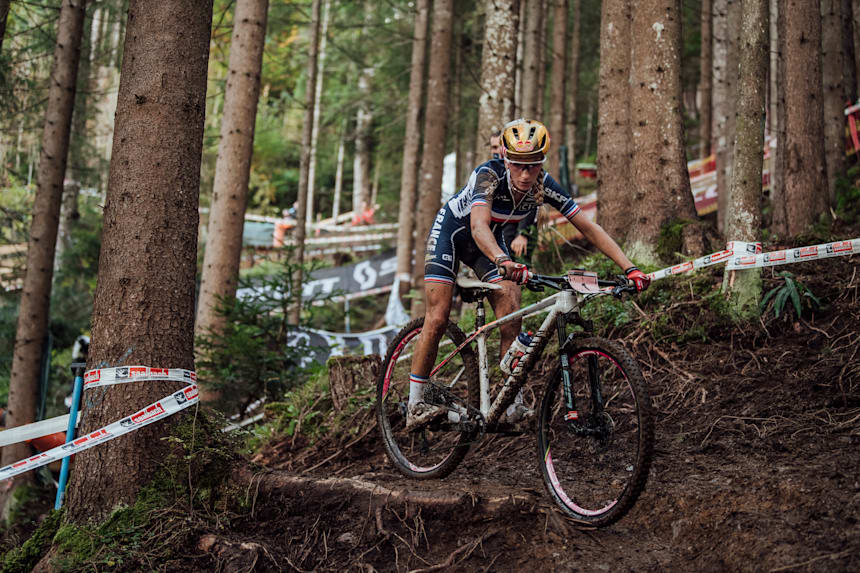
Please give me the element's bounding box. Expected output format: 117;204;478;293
424;159;580;285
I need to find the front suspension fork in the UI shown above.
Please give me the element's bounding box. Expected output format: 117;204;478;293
556;313;603;427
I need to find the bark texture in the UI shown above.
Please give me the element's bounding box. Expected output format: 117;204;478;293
821;0;846;205
395;0;429;298
476;0;519;158
547;0;568;176
521;2;543;118
768;0;780;213
842;0;857;102
196;0;268;368
699;0;713;155
596;0;632;242
776;0;829;237
854;0;860;87
411;0;454;315
723;0;768;315
565;0;581;171
628;0;699;264
716;0;741;232
3;0;87;476
291;0;321;324
65;0;213;522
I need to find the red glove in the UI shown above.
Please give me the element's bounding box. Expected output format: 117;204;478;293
625;266;650;292
496;256;530;285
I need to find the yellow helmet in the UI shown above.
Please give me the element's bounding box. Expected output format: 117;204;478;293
500;118;550;164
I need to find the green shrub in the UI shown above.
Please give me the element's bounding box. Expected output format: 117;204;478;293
760;271;822;319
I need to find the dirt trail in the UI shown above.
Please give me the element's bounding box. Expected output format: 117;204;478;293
228;258;859;572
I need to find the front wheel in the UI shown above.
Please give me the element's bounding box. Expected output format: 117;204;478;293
536;337;654;526
376;317;479;479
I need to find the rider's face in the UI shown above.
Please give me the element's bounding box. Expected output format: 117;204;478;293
506;160;542;191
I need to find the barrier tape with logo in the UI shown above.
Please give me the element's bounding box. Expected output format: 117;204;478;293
647;238;859;282
0;367;199;482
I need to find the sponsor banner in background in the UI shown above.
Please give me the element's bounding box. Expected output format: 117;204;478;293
287;325;400;368
236;249;397;302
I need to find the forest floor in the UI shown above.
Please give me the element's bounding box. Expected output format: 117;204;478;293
3;233;859;573
222;240;860;572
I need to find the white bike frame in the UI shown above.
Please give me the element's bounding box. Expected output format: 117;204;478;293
430;289;584;426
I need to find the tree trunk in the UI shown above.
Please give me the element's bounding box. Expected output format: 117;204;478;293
712;0;728;229
2;0;87;495
195;0;268;401
64;0;212;522
521;0;542;118
769;0;781;224
411;0;454;317
537;0;548;119
352;70;373;213
717;0;741;233
776;0;829;237
548;0;568;176
477;0;519;158
699;0;713;155
854;0;860;89
842;0;858;102
395;0;429;301
291;0;321;325
306;0;330;224
515;0;527;117
54;182;81;271
565;0;581;172
723;0;768;316
627;0;700;264
0;0;10;55
332;120;346;220
596;0;632;242
821;0;846;206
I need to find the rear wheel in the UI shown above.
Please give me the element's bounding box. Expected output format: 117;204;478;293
536;337;653;526
376;318;479;479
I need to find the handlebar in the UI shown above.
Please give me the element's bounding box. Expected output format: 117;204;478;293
524;271;637;298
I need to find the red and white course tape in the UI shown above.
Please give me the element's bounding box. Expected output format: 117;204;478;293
0;367;199;481
648;238;859;281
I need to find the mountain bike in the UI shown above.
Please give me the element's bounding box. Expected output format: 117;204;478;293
375;269;654;527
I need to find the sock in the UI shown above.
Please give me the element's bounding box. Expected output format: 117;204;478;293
409;373;428;405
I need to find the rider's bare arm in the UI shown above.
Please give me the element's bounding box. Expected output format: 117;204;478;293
470;203;506;261
569;212;635;271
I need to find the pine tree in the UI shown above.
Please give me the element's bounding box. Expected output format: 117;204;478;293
2;0;87;498
65;0;213;521
394;0;429;301
596;0;632;242
195;0;269;402
723;0;768;316
411;0;454;316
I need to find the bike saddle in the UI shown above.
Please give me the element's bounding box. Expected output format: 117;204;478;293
455;277;501;302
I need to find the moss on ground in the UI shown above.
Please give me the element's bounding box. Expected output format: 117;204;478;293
0;510;62;573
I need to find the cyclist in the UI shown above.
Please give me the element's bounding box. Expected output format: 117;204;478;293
406;118;650;430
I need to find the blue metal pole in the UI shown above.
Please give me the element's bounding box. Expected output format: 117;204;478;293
55;362;85;510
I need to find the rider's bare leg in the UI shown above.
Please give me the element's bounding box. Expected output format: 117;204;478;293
408;281;454;404
488;281;522;361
